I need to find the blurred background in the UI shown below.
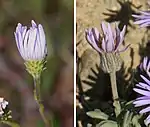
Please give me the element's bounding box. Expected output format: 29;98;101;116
0;0;73;127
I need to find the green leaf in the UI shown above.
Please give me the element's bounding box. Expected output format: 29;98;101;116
86;109;109;120
120;111;142;127
122;111;133;127
52;115;60;127
1;120;20;127
37;120;45;127
96;120;118;127
132;115;142;127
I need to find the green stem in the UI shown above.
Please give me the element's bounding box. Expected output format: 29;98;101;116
33;76;50;127
1;120;20;127
109;72;121;117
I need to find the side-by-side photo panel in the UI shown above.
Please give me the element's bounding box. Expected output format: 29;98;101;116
0;0;73;127
76;0;150;127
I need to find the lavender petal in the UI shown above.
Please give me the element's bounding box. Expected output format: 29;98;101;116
140;106;150;114
133;88;150;96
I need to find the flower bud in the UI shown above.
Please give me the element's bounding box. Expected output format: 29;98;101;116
14;20;47;77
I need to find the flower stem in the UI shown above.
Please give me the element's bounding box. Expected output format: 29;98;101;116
33;76;50;127
1;120;20;127
109;71;121;117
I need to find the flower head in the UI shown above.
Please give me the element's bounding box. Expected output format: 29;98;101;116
85;22;129;54
85;22;129;73
133;74;150;126
14;20;47;77
14;20;47;61
132;11;150;27
0;98;8;116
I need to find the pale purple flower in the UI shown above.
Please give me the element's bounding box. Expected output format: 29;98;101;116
133;74;150;126
14;20;47;61
85;22;130;53
0;97;8;116
140;57;150;77
132;11;150;27
148;0;150;6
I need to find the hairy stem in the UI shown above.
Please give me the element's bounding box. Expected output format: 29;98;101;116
34;76;50;127
109;72;121;117
1;120;20;127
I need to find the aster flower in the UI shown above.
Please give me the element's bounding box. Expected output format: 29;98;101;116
14;21;49;126
85;22;130;54
133;74;150;126
132;11;150;27
85;22;131;117
140;57;150;77
85;22;130;73
14;20;47;61
0;98;8;116
14;20;47;77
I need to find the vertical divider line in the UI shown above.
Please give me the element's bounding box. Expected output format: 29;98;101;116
74;0;77;126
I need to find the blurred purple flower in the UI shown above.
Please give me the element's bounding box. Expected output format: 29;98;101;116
140;57;150;77
148;0;150;6
133;74;150;126
133;11;150;27
14;20;47;61
85;22;130;53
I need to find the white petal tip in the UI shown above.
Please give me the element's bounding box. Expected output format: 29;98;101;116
31;20;37;27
